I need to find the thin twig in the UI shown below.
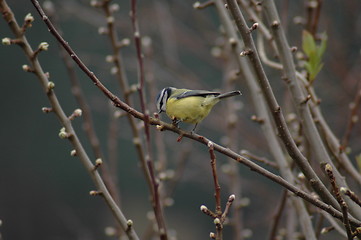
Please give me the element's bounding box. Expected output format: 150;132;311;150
214;2;316;238
26;0;361;227
193;0;214;10
0;1;140;239
222;49;243;239
96;1;156;217
262;0;361;219
343;188;361;208
221;194;235;221
129;1;168;239
324;164;353;239
208;141;223;240
309;0;323;37
340;85;361;152
320;210;348;238
240;150;278;169
51;12;122;208
268;190;288;240
225;0;338;210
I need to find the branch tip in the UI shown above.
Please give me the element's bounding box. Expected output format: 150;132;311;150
98;27;108;35
321;226;334;234
58;127;70;139
109;3;120;13
164;197;174;207
107;16;115;24
32;42;50;59
89;190;102;196
156;124;165;131
200;205;208;212
249;22;259;32
193;1;201;8
69;108;83;120
193;1;214;9
200;204;216;218
105;55;115;63
104;226;116;237
38;41;49;51
297;172;306;181
251;115;264;124
118;38;131;48
93;158;103;171
47;81;55;92
271;20;280;28
240;49;253;56
213;218;221;225
24;13;34;23
21;13;34;32
41;107;53;113
324;163;333;173
301;94;311;104
290;46;298;52
126;219;133;228
70;149;77;157
2;37;12;45
110;66;119;75
132;137;141;145
22;64;34;73
340;187;347;194
228;194;236;201
134;31;140;38
90;0;102;8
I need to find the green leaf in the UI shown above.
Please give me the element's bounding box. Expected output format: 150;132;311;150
302;30;316;57
302;30;327;82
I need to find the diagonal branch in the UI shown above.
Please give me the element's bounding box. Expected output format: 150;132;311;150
224;0;338;210
129;0;168;239
0;1;140;239
26;0;361;228
261;0;361;219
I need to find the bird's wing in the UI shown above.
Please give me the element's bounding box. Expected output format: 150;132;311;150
175;90;220;99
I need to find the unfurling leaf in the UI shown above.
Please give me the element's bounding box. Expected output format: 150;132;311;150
302;30;327;83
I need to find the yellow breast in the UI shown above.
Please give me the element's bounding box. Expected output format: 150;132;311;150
166;95;219;124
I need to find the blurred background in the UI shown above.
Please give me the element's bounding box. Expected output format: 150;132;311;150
1;0;361;239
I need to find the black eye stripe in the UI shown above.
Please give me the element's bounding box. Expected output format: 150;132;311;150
159;90;165;109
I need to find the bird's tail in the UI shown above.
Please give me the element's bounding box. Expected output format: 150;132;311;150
217;90;241;99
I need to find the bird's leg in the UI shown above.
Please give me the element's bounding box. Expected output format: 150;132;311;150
191;123;198;134
171;117;181;128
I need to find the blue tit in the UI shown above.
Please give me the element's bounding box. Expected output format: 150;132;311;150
156;87;241;131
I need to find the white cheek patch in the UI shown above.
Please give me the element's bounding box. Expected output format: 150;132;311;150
156;88;169;113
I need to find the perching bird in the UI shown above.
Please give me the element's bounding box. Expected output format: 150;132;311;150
156;87;241;131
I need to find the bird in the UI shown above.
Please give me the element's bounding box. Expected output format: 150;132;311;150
156;87;241;131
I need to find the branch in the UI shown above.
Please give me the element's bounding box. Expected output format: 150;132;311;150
26;0;361;227
340;86;361;151
130;0;168;239
224;0;338;210
342;188;361;208
267;190;288;240
208;142;223;240
324;164;354;239
262;0;361;218
0;1;140;239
